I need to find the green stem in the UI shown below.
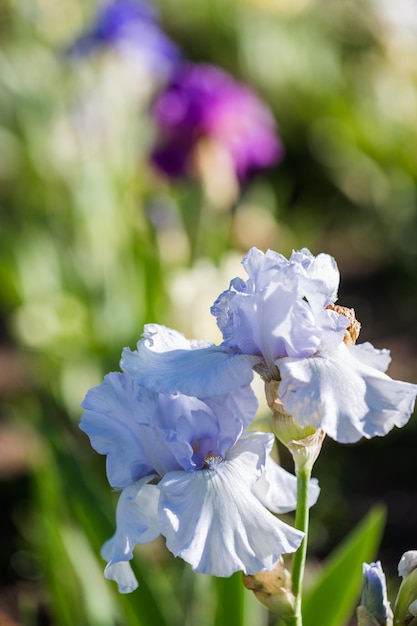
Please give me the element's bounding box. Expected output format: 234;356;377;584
285;467;312;626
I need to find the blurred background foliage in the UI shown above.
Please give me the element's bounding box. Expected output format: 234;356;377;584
1;0;417;624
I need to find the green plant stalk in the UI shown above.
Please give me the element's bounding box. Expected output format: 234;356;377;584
283;467;312;626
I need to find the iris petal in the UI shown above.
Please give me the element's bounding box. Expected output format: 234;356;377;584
121;324;260;396
211;247;346;375
158;433;303;576
289;248;340;306
80;373;156;488
278;343;417;443
253;456;320;514
101;478;160;593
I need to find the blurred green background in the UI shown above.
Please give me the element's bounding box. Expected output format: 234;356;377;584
1;0;417;624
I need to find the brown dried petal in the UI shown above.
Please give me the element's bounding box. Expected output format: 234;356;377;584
327;304;361;346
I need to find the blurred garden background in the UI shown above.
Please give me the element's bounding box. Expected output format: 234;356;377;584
1;0;417;624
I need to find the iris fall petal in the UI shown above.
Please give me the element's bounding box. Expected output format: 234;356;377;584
278;343;417;443
158;433;304;576
101;478;160;593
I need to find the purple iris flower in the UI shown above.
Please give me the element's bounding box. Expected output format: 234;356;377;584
66;0;179;76
151;63;284;180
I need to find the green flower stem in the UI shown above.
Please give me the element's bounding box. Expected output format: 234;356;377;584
283;467;312;626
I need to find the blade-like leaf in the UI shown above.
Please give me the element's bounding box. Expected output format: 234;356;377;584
302;505;386;626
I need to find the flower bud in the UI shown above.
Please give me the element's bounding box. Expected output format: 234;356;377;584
357;605;388;626
398;551;417;579
242;559;295;616
357;562;392;626
394;551;417;626
265;380;325;472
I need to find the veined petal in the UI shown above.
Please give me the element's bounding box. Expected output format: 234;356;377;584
278;343;417;443
158;432;303;577
121;327;259;397
252;456;320;514
101;478;160;594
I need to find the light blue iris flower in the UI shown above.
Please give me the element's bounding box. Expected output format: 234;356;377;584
81;365;317;592
213;247;417;443
123;249;417;444
217;247;417;444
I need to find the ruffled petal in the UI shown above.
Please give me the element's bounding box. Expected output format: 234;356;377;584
278;343;417;443
158;432;303;577
212;279;301;369
80;373;156;488
121;324;260;397
101;478;160;593
103;561;139;595
242;247;289;290
211;247;345;375
81;369;257;481
289;248;340;306
252;456;320;513
136;324;213;352
349;342;391;372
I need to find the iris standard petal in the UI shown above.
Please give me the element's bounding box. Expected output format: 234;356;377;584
211;248;299;360
80;372;156;488
252;456;320;514
242;247;289;290
158;433;303;577
80;372;205;479
278;343;417;443
289;248;340;306
121;330;260;397
212;279;302;367
101;478;160;593
203;384;258;433
211;247;345;375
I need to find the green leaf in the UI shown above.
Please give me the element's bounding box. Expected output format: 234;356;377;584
302;505;386;626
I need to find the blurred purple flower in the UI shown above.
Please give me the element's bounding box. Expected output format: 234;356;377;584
66;0;179;76
151;63;284;180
